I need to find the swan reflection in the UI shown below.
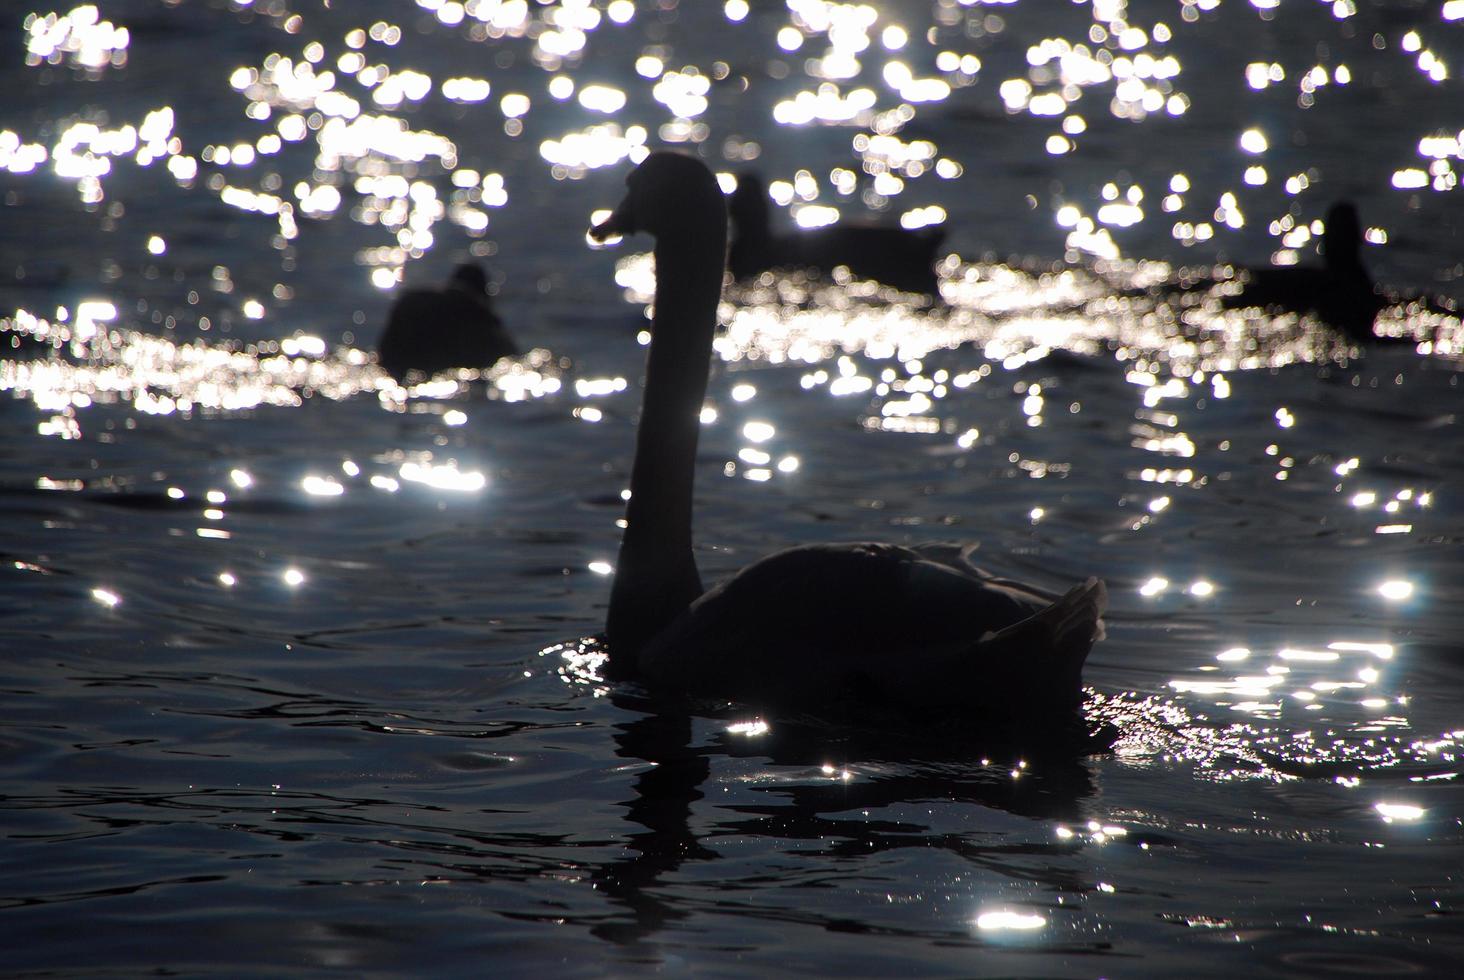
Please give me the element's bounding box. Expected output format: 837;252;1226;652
546;644;1108;947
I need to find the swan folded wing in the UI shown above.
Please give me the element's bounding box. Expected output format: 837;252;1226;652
905;541;1070;607
634;542;1090;715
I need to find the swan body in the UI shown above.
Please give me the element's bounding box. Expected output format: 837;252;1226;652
728;173;945;299
639;542;1103;717
1223;201;1383;342
376;263;517;380
590;152;1104;721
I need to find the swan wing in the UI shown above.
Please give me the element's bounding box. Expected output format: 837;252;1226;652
636;543;1096;715
908;541;1071;607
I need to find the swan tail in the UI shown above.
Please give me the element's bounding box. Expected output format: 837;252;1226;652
977;577;1106;712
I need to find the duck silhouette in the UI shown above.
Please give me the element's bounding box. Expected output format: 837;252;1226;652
376;263;518;380
1222;201;1383;342
728;172;946;299
589;152;1105;724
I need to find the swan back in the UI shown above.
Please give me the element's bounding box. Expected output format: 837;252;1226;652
727;170;943;296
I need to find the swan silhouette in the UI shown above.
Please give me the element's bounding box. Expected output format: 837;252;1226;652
1222;201;1383;342
589;152;1105;722
728;172;946;299
376;263;518;380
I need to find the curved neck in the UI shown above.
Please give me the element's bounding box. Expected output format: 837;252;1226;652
607;215;727;666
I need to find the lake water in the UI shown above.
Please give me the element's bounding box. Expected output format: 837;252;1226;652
3;1;1463;974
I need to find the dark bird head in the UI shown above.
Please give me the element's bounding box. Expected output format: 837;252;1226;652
449;263;491;295
727;171;770;237
589;151;726;245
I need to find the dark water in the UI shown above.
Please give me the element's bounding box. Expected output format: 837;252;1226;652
4;1;1464;974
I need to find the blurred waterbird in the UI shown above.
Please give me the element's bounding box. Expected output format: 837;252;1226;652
589;152;1105;724
728;172;946;299
1222;201;1383;342
376;263;517;380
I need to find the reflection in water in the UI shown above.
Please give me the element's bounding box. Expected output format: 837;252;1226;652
976;909;1047;932
25;6;130;72
592;706;712;945
7;0;1459;328
612;249;1459;377
1;308;562;422
552;637;1107;948
1094;636;1464;787
563;621;1463;802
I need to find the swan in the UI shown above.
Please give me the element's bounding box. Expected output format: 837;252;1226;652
589;152;1106;723
1222;201;1383;342
728;172;946;300
376;263;518;380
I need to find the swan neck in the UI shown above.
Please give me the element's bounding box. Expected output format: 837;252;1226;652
608;214;727;664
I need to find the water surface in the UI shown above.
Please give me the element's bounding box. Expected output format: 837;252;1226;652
4;1;1463;974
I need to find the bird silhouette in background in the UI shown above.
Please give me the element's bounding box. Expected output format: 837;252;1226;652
728;172;947;300
1223;201;1384;342
589;152;1105;729
376;263;518;381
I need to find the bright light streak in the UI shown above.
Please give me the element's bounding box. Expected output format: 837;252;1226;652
1375;802;1424;822
976;911;1046;931
1377;580;1414;601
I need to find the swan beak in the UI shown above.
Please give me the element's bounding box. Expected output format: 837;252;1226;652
589;199;637;242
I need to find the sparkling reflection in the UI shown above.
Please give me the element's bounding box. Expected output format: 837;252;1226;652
613;250;1459;377
2;310;563;416
975;910;1046;932
1374;802;1424;823
1095;624;1462;783
727;719;771;737
544;638;611;698
1377;580;1415;601
25;6;129;71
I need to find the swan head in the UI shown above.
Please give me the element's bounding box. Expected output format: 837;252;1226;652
589;151;726;244
448;262;490;295
727;171;771;237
